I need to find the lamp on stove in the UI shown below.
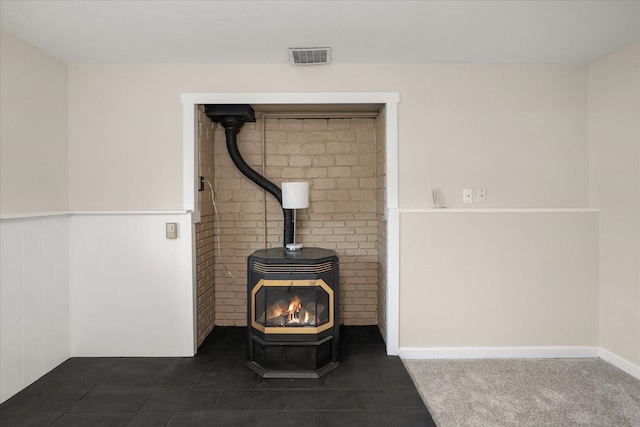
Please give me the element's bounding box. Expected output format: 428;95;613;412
282;181;309;251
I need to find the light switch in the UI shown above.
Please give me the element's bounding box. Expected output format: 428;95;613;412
166;222;178;239
463;189;473;204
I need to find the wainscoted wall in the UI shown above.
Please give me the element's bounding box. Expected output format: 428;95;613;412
70;213;195;357
0;215;70;403
589;42;640;370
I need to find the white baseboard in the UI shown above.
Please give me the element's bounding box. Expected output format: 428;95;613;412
399;346;640;380
398;346;600;360
599;348;640;379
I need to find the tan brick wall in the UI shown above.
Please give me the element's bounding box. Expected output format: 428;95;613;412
213;121;265;326
376;108;388;342
212;115;382;326
195;106;216;346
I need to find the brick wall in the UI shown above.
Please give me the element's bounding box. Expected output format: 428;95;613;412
212;120;265;326
212;115;383;327
195;107;216;346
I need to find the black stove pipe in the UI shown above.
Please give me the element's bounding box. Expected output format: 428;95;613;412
205;106;294;247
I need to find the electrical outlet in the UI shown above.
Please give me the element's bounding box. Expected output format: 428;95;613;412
477;188;487;203
463;189;473;204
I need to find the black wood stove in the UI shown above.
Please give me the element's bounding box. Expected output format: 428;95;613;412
205;104;340;378
247;247;340;378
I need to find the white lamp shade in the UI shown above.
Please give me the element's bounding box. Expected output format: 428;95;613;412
282;182;309;209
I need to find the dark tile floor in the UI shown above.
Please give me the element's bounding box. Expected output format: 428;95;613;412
0;326;436;426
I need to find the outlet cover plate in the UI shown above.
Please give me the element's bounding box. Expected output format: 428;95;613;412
477;188;487;203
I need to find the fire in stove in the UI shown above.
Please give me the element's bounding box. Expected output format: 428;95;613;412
262;293;326;327
251;279;333;335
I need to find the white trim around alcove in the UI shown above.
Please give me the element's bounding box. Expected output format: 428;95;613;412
181;92;401;355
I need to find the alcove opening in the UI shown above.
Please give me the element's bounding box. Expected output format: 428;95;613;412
194;103;389;350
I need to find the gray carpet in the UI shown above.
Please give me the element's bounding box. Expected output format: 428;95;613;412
403;358;640;427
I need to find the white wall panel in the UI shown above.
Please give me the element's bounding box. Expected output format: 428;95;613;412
43;218;71;372
70;213;194;357
0;221;24;403
56;225;71;367
22;220;45;386
0;216;70;403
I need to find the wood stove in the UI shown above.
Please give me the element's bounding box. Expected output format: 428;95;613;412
205;105;339;378
247;247;339;378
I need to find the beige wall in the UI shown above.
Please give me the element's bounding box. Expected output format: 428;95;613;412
400;212;599;348
0;29;68;214
67;64;589;211
589;42;640;366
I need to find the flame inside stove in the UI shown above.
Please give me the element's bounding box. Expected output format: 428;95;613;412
265;294;321;327
288;295;301;322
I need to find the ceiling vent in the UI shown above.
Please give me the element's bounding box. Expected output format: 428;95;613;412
288;47;331;65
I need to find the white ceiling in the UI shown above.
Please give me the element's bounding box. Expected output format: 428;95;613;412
1;0;639;65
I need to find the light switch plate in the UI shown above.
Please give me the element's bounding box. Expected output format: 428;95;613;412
463;189;473;204
166;222;178;239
